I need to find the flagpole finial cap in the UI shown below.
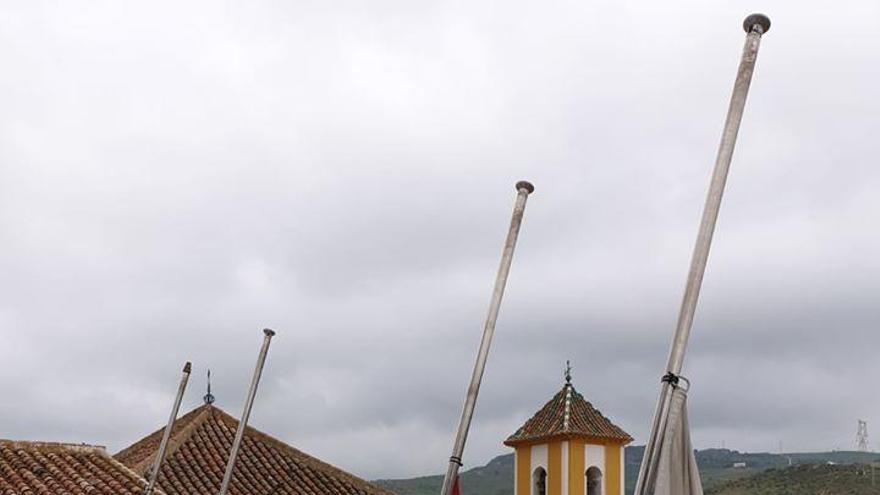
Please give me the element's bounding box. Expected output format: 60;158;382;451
743;13;770;34
263;328;276;337
183;362;192;373
515;181;535;194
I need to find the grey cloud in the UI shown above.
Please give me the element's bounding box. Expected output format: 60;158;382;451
1;0;879;481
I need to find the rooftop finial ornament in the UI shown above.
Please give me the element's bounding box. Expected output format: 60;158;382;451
565;360;572;385
204;369;215;405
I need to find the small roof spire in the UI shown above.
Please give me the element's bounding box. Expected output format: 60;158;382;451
564;360;572;385
204;369;215;405
563;360;573;430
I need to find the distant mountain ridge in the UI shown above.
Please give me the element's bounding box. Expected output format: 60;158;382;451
374;447;880;495
376;454;513;495
705;463;880;495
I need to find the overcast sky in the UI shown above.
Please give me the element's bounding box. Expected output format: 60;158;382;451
1;0;879;482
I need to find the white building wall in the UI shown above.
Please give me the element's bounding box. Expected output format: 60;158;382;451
561;441;569;495
584;444;606;495
514;450;519;495
531;443;549;472
529;443;549;495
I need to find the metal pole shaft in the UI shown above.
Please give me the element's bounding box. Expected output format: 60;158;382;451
635;14;769;495
217;328;276;495
439;181;535;495
664;18;767;377
145;362;192;495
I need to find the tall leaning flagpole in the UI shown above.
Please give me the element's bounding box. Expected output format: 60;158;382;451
217;329;276;495
634;14;770;495
439;181;535;495
144;361;192;495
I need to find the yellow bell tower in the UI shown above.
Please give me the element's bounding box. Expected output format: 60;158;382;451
505;366;632;495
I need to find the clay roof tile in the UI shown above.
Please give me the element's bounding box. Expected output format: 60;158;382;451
0;439;163;495
114;404;394;495
504;383;632;446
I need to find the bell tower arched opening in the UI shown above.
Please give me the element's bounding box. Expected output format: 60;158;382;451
586;466;602;495
532;467;547;495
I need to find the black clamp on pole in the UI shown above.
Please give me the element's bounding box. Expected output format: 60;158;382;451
660;372;680;386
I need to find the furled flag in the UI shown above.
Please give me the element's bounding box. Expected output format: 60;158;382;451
652;387;703;495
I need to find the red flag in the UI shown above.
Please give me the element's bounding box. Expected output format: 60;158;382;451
452;475;461;495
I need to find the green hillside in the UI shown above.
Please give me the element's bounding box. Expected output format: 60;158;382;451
374;448;880;495
707;463;880;495
375;454;512;495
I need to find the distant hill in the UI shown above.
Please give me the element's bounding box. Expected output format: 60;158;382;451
662;448;880;493
374;448;880;495
707;463;880;495
375;454;512;495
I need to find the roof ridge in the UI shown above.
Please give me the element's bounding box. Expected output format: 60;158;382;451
141;404;214;474
114;404;214;475
103;446;170;495
563;383;573;431
207;406;396;495
0;439;107;454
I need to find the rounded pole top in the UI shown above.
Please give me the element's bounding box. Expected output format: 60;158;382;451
263;328;276;337
743;13;771;34
515;181;535;194
183;362;192;373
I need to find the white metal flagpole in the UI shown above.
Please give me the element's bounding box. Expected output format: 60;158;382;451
439;181;535;495
144;361;192;495
217;329;276;495
634;14;771;495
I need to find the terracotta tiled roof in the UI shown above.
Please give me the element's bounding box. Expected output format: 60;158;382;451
115;404;395;495
504;382;632;446
0;439;160;495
